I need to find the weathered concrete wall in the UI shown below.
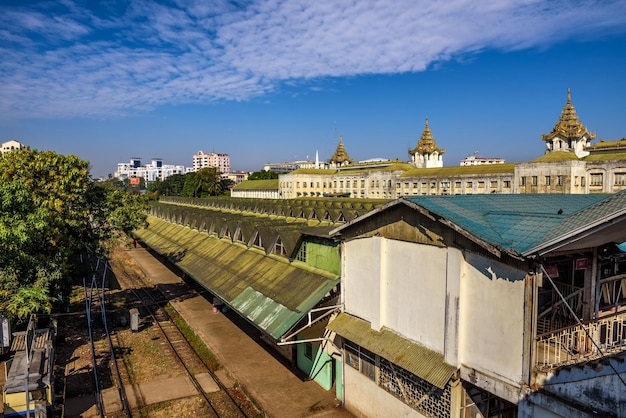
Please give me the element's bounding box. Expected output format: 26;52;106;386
343;366;423;418
343;237;448;351
343;236;382;326
538;357;626;417
459;252;527;394
381;238;448;351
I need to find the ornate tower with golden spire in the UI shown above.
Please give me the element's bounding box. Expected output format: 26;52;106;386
328;135;354;168
541;89;595;158
408;118;445;168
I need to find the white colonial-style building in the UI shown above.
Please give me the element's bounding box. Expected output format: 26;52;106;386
268;90;626;199
327;192;626;417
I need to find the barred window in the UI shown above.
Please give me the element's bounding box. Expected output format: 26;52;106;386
615;173;626;186
590;173;603;186
345;341;376;381
379;357;451;417
344;340;451;417
295;242;307;262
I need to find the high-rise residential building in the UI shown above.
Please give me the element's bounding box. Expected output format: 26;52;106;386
192;150;231;175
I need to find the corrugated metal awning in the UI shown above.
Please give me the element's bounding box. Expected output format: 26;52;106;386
327;313;457;389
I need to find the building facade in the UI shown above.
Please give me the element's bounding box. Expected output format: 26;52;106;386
328;192;626;417
273;91;626;200
1;140;24;154
114;157;186;182
192;150;231;175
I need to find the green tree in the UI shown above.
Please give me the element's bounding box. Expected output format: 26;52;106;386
4;287;54;320
0;148;149;318
160;173;186;196
248;170;278;180
181;172;196;197
193;167;222;197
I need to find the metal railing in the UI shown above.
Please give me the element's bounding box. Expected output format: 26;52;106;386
535;310;626;370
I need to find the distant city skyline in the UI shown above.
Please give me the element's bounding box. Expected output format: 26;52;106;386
1;1;625;178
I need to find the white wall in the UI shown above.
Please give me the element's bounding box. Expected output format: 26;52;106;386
344;237;453;355
458;252;527;388
343;237;382;325
381;239;448;351
344;366;424;418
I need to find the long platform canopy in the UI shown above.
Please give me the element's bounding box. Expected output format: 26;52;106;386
135;216;340;341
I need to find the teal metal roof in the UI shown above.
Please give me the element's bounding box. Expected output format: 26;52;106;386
524;190;626;255
328;313;456;389
404;194;611;256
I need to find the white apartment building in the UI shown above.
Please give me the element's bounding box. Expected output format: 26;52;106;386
459;154;506;166
115;157;185;182
1;140;24;154
192;150;231;175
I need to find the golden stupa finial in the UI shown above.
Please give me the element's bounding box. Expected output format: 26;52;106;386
541;88;595;142
409;117;445;156
328;134;353;164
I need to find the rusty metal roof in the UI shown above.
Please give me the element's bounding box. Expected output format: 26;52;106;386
327;313;457;389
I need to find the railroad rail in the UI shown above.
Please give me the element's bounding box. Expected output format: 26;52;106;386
101;248;255;417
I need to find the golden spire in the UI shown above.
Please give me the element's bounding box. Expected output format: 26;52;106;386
542;89;595;142
328;135;354;165
409;117;445;156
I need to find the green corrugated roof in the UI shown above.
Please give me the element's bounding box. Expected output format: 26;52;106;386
289;168;337;175
135;216;339;340
336;161;414;173
327;313;456;389
531;151;580;162
586;138;626;149
233;179;279;190
401;163;515;177
583;152;626;161
404;194;609;256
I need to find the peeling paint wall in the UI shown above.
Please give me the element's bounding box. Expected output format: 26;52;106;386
459;252;527;390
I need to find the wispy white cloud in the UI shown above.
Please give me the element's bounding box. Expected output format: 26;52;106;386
0;0;624;119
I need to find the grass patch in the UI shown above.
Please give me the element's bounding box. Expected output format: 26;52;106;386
165;305;222;371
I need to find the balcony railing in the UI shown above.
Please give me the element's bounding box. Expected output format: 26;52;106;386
535;310;626;371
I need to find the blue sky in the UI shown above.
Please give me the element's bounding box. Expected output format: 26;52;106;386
1;0;625;178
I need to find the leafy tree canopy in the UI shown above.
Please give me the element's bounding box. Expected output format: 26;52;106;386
0;148;149;320
248;170;278;180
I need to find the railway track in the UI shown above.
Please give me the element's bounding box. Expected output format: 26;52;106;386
85;249;257;417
